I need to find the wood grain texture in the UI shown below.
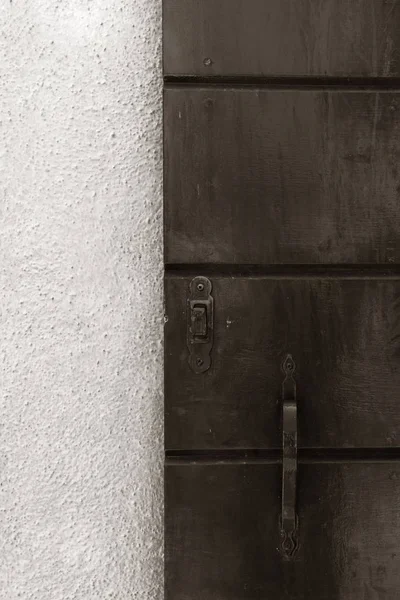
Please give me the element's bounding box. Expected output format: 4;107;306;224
164;0;400;77
165;462;400;599
164;88;400;265
165;276;400;450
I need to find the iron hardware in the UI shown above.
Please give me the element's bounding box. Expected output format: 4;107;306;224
187;277;213;373
280;354;299;559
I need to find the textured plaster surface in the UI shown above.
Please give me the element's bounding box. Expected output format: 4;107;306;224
0;1;163;598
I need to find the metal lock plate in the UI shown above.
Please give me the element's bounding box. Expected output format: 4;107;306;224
187;276;213;373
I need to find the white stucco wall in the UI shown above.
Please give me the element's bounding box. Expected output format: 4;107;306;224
0;2;163;598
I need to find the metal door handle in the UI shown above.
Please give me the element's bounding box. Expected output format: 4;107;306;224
280;354;299;559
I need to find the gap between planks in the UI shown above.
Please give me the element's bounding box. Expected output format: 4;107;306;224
165;264;400;279
164;75;400;91
166;448;400;465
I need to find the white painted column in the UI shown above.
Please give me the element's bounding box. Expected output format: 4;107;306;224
0;1;163;598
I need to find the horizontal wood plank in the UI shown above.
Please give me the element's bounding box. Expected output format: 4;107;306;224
164;0;400;77
165;276;400;450
165;88;400;265
166;462;400;599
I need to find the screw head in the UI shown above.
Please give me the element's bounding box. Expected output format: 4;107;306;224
197;283;204;291
196;358;204;367
283;354;296;375
203;57;213;67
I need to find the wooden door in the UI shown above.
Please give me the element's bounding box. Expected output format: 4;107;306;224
164;2;400;598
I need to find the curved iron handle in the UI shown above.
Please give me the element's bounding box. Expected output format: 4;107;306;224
280;354;299;559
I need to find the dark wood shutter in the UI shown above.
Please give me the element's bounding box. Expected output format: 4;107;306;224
164;2;400;598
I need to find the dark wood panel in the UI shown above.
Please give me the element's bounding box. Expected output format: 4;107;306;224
165;461;400;599
165;276;400;450
164;88;400;265
164;0;400;77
